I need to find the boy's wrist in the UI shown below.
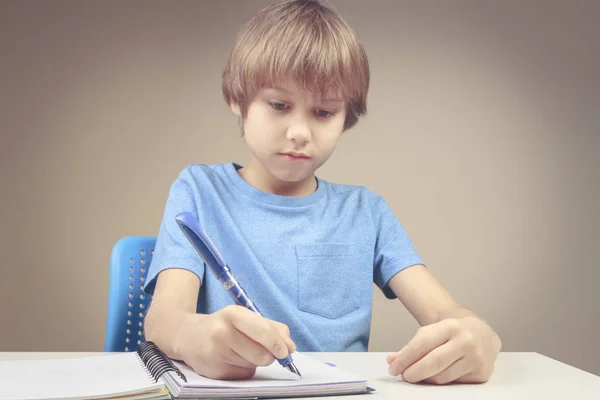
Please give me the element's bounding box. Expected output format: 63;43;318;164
436;306;477;322
172;311;204;361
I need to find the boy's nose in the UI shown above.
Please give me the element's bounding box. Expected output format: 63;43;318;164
286;120;312;146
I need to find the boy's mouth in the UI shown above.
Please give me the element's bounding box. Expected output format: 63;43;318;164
280;152;311;161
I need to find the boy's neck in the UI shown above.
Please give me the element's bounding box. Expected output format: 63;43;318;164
237;158;317;197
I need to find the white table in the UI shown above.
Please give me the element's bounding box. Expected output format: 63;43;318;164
2;352;600;399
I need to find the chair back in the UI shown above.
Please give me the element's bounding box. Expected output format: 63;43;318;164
104;236;156;352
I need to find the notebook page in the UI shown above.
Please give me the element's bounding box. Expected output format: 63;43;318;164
0;353;165;400
170;352;365;388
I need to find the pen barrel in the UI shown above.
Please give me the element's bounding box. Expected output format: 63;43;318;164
217;268;261;314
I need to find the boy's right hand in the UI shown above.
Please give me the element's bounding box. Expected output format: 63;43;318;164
174;305;296;380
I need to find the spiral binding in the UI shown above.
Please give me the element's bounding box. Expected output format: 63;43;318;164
137;341;188;383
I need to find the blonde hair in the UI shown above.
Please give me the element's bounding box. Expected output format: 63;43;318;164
222;0;369;130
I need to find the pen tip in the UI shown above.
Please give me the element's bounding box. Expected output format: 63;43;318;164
286;362;302;378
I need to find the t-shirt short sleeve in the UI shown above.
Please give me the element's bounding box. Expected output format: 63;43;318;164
144;167;205;295
372;196;425;299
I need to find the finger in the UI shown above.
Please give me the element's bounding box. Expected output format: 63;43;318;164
271;320;296;353
225;306;290;359
400;341;463;383
283;336;296;354
207;318;258;369
424;357;472;385
386;350;402;365
389;321;454;375
228;328;277;367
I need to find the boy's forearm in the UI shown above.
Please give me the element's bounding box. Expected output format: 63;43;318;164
144;300;196;361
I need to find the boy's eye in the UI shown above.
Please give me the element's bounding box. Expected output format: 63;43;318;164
270;102;288;111
315;109;334;118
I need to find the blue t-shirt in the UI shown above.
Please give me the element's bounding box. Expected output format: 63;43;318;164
144;162;424;352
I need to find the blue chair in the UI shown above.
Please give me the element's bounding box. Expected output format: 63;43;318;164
104;236;156;352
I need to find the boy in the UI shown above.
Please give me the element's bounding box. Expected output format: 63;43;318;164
143;0;501;385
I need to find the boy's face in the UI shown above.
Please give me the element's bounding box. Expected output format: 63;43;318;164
232;80;346;185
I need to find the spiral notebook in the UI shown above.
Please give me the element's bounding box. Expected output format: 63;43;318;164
0;341;371;400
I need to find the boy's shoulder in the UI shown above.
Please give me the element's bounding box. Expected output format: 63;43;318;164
174;162;231;183
324;179;372;195
318;175;387;206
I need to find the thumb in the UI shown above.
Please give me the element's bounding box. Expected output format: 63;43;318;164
271;320;296;354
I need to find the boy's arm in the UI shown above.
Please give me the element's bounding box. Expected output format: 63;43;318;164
385;264;502;384
387;264;481;325
144;268;201;361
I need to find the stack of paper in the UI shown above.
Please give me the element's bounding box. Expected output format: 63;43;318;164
0;351;369;400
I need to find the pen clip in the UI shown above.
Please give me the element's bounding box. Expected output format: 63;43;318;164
175;212;227;269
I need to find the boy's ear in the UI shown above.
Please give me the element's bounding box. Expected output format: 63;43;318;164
230;102;242;117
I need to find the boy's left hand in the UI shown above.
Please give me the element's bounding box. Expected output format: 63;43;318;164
386;316;501;384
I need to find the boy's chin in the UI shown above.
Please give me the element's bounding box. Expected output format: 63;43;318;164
269;167;315;184
273;172;314;184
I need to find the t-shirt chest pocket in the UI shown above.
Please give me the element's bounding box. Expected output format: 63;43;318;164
295;243;364;319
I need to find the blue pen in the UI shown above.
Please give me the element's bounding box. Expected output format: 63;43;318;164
174;211;301;378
